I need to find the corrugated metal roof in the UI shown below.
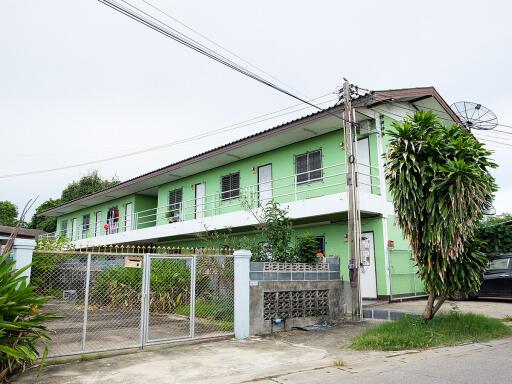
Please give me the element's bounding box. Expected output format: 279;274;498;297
39;86;456;216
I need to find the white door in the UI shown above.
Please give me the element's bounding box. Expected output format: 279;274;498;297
95;211;102;236
71;218;77;241
360;232;377;298
125;203;133;231
356;138;372;193
258;164;272;207
195;183;206;219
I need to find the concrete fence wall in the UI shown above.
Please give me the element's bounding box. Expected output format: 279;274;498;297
247;258;351;335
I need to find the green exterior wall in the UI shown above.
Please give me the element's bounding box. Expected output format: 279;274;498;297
155;129;380;224
56;194;158;239
50;115;420;297
156;218;389;296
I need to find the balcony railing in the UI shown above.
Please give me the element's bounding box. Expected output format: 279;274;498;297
42;162;381;241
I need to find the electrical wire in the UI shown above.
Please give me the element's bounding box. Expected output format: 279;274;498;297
0;94;338;179
370;105;512;149
98;0;347;123
367;93;512;134
138;0;310;100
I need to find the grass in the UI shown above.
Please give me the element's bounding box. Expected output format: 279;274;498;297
351;312;512;351
175;300;234;331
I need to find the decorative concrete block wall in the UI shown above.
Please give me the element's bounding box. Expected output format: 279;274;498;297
248;259;351;335
249;258;341;282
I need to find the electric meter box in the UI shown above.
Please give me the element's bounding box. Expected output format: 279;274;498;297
124;256;142;268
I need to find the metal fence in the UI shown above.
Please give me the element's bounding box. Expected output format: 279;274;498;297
31;251;234;357
388;249;426;300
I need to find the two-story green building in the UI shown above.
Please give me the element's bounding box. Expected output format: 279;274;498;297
39;87;462;299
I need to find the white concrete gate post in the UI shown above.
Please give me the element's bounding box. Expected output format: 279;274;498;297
233;249;251;339
11;238;36;283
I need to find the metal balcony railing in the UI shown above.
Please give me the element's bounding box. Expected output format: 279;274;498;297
41;162;381;241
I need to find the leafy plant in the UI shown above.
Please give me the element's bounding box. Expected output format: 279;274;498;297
477;218;512;256
31;236;74;295
294;233;319;263
260;201;293;262
0;254;55;382
0;201;18;227
385;111;497;320
90;260;191;313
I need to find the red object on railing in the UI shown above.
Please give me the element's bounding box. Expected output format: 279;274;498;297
104;223;109;234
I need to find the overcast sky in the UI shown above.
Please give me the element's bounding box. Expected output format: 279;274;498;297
2;0;511;220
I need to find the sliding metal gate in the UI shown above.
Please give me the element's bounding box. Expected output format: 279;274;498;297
31;251;234;357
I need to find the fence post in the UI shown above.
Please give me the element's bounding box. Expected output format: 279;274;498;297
11;238;36;283
233;249;251;339
81;253;92;353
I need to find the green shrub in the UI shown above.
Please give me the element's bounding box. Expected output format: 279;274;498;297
0;254;55;381
294;233;319;263
90;259;192;313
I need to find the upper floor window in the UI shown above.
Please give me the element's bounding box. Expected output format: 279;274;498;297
82;214;90;235
168;188;183;222
221;172;240;200
295;150;322;184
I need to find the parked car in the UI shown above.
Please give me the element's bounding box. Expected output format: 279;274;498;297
450;254;512;300
477;254;512;298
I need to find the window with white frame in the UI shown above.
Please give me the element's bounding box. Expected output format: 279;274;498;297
168;188;183;222
295;150;322;184
82;214;90;237
221;172;240;200
94;211;102;236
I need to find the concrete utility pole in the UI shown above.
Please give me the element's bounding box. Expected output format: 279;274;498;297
342;79;362;321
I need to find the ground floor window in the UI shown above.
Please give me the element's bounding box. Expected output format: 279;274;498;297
60;220;68;237
314;236;325;257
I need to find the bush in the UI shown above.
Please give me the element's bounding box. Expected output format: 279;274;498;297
90;259;192;313
0;254;55;381
294;233;319;263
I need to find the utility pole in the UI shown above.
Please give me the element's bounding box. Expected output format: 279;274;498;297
342;79;362;321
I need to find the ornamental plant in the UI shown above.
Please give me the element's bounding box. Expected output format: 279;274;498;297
385;111;497;320
0;254;54;381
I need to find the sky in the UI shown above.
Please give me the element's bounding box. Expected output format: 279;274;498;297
1;0;512;220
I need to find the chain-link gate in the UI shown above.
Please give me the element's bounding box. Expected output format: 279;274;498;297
31;251;234;357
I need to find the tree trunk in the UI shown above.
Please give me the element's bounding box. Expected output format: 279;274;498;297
422;291;435;320
423;291;447;320
431;294;446;317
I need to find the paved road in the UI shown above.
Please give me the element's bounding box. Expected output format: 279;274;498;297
16;323;512;384
253;338;512;384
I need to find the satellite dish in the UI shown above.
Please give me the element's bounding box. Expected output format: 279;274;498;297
450;101;498;131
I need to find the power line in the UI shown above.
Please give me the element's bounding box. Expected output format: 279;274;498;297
474;132;512;143
0;93;337;179
371;94;512;134
138;0;310;100
98;0;337;118
371;105;512;148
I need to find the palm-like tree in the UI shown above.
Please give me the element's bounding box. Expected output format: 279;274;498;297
385;111;497;319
